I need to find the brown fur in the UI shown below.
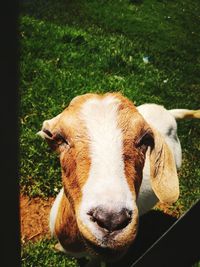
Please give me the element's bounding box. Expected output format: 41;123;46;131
116;95;150;196
40;92;179;259
52;93;144;254
149;128;179;203
54;193;85;253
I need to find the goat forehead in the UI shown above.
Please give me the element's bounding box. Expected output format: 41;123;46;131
79;96;135;206
80;95;122;142
80;96;118;160
60;93;140;135
79;95;144;164
80;96;124;162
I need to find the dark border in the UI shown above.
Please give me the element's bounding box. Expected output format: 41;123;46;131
131;199;200;267
0;1;21;266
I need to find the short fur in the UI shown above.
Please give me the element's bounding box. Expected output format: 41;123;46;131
38;93;199;264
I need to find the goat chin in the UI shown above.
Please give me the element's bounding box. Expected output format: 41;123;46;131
77;220;138;261
78;210;138;260
81;235;129;262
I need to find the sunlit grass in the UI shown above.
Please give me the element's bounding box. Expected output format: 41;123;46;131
20;0;200;265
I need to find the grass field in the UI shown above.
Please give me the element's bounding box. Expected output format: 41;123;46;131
20;0;200;266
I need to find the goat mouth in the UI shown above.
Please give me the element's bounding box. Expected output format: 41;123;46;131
77;210;139;259
80;228;138;261
82;236;129;261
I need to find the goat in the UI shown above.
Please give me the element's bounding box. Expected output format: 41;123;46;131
38;92;200;266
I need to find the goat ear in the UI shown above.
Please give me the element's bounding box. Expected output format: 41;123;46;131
149;128;179;203
37;114;61;140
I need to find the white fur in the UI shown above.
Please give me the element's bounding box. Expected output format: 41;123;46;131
49;187;64;236
137;104;182;168
169;109;191;119
49;188;91;258
49;102;183;221
78;96;135;240
137;104;182;215
49;102;182;226
169;109;199;119
136;149;158;215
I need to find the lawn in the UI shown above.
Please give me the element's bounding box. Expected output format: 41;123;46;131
20;0;200;266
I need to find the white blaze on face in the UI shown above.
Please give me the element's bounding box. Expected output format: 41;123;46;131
79;95;135;239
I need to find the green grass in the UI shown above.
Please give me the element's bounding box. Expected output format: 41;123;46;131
21;238;200;267
21;239;78;267
20;0;200;265
193;262;200;267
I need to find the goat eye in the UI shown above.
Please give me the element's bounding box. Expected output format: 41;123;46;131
136;132;154;149
43;128;53;138
54;133;69;146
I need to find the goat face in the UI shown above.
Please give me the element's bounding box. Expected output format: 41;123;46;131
38;93;179;260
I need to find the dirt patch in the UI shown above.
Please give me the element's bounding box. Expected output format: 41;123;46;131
20;194;55;243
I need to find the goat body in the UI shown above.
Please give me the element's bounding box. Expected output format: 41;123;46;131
38;93;200;263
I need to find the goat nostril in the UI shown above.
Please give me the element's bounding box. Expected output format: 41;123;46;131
87;209;107;227
87;207;132;232
126;209;133;219
114;209;132;231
